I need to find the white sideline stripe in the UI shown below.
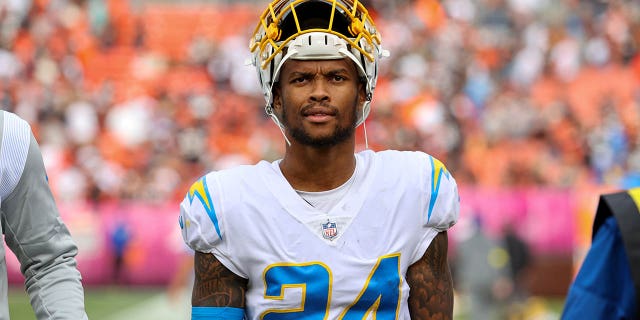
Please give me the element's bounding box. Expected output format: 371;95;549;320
104;292;190;320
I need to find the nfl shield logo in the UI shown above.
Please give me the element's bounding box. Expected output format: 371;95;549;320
322;220;338;240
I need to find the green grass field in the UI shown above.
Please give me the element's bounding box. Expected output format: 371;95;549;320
9;286;564;319
9;286;190;320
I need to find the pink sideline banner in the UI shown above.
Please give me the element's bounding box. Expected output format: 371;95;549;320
456;187;576;255
7;187;579;285
6;201;187;286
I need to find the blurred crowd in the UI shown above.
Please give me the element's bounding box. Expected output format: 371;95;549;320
0;0;639;205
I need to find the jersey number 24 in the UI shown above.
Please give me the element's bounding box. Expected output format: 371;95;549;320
261;253;401;319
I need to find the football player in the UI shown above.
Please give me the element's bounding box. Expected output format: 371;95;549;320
180;0;460;319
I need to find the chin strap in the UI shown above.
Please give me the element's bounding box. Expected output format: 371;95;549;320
266;105;292;147
360;103;369;150
362;119;369;150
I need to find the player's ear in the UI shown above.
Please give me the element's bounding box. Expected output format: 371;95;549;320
272;84;283;112
358;79;367;105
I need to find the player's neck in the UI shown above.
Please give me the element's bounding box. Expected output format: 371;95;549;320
280;140;356;192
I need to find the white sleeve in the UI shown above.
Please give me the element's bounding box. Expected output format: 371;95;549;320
424;155;459;231
179;172;225;253
0;111;30;199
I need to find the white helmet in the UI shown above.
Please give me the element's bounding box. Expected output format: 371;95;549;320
249;0;389;127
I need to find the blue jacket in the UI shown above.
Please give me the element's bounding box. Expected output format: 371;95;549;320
561;216;637;319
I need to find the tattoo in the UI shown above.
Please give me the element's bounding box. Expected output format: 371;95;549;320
406;231;453;319
192;251;248;307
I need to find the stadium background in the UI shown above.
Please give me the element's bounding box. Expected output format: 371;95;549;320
1;0;639;318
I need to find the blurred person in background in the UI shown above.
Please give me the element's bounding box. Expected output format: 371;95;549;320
179;0;459;319
0;110;87;319
109;218;131;284
561;187;640;319
454;215;512;320
502;221;532;314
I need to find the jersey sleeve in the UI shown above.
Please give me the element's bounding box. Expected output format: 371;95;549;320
408;152;460;264
179;173;225;253
180;171;251;278
423;154;459;231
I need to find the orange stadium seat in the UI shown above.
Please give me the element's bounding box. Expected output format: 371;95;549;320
83;46;136;84
141;5;216;60
162;66;213;96
108;0;139;46
140;3;259;60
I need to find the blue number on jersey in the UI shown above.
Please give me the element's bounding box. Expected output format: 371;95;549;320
261;254;401;319
262;262;332;320
340;254;401;319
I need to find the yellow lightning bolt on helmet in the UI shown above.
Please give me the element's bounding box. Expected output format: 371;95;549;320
249;0;390;128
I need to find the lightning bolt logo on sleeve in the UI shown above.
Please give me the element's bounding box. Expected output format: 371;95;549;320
188;177;222;240
428;156;451;221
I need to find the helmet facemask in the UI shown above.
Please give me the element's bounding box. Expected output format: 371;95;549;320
249;0;389;129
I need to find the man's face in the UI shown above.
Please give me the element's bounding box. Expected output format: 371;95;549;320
273;58;365;147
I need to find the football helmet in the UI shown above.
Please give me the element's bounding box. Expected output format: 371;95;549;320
249;0;389;127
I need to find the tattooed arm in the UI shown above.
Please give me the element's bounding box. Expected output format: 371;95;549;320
406;231;453;319
192;251;249;308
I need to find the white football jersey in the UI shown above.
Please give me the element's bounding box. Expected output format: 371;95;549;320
180;150;459;319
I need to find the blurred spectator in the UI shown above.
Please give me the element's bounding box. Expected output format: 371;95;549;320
0;0;32;46
110;218;131;284
502;222;533;315
454;215;513;320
